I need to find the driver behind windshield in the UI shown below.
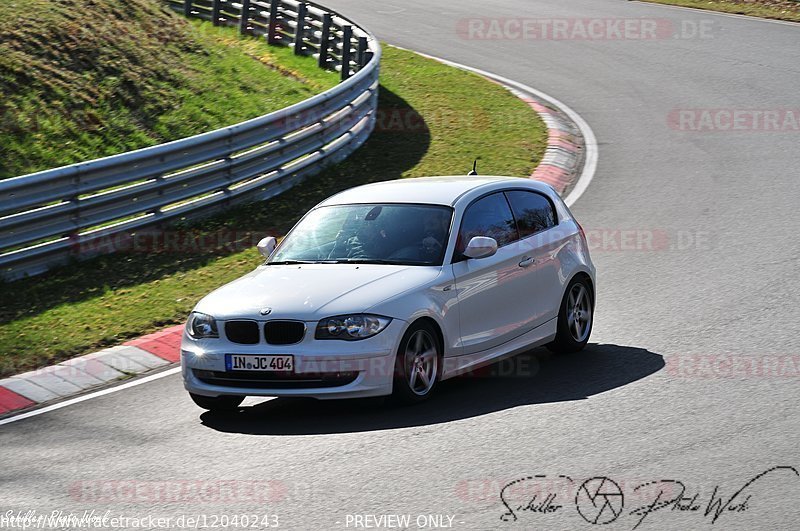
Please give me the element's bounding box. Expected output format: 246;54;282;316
420;210;450;259
345;217;389;259
325;205;391;260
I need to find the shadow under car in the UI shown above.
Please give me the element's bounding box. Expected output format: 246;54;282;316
198;343;664;435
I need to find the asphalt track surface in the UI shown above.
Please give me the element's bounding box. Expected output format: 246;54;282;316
2;1;799;530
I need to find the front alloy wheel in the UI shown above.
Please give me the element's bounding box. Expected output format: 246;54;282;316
393;322;440;403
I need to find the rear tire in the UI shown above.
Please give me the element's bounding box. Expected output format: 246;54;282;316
189;393;244;411
392;321;441;404
547;276;594;354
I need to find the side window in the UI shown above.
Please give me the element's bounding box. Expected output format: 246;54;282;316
456;193;519;254
505;190;556;239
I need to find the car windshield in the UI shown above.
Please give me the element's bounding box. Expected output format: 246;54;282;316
269;203;453;266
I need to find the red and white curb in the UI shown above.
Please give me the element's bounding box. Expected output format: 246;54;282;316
395;45;598;207
522;96;584;195
0;50;597;422
0;325;183;418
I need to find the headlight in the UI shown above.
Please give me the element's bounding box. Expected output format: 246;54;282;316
315;314;391;340
186;312;219;339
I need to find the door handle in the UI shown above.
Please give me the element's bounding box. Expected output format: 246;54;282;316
519;257;535;268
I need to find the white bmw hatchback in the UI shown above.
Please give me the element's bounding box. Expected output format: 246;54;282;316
181;176;595;410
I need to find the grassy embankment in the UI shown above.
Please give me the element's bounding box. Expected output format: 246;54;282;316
642;0;800;22
0;3;547;376
0;0;340;179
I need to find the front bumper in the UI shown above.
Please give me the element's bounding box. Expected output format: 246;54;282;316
181;319;405;400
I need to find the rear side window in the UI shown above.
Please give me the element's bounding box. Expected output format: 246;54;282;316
505;190;557;238
456;192;518;254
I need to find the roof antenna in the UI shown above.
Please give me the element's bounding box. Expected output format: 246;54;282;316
467;159;478;176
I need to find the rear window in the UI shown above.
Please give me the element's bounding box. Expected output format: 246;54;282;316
505;190;556;238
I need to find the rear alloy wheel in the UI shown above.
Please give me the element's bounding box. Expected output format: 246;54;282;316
547;277;593;354
392;322;440;404
189;393;244;412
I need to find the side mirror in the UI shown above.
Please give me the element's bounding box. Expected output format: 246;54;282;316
463;236;498;259
257;236;277;258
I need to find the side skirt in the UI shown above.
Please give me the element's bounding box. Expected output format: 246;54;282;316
440;318;557;380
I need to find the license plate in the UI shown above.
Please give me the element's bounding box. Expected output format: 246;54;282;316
226;354;294;372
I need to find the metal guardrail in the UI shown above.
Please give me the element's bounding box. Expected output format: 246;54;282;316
0;0;380;281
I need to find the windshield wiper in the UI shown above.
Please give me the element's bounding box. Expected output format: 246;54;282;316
266;260;320;265
332;259;430;265
268;259;433;266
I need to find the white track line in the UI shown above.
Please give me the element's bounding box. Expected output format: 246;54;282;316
631;1;800;27
390;45;598;208
1;50;599;427
0;367;182;427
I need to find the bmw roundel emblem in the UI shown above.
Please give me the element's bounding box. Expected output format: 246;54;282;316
260;308;272;316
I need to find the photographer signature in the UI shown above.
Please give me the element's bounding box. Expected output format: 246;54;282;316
499;466;799;528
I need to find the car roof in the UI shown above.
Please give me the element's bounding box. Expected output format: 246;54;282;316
318;176;555;207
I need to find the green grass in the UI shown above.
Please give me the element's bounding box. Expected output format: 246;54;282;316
641;0;800;22
0;42;547;377
0;0;338;179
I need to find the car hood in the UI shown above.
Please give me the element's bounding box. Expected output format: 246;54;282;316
194;264;443;320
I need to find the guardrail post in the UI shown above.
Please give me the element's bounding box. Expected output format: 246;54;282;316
341;25;353;80
239;0;251;34
318;13;332;68
68;191;80;256
211;0;222;26
183;0;192;17
293;3;307;55
267;0;281;45
356;36;368;70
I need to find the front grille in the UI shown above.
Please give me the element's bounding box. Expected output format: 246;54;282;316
264;320;305;345
193;369;358;389
225;320;260;344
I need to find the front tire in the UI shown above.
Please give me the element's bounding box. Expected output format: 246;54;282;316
189;393;244;411
392;322;441;404
547;276;594;354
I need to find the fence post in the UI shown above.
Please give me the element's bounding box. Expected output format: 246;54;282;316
211;0;221;26
183;0;192;17
267;0;281;44
356;36;368;70
293;3;307;55
340;25;353;80
239;0;251;34
318;13;332;68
